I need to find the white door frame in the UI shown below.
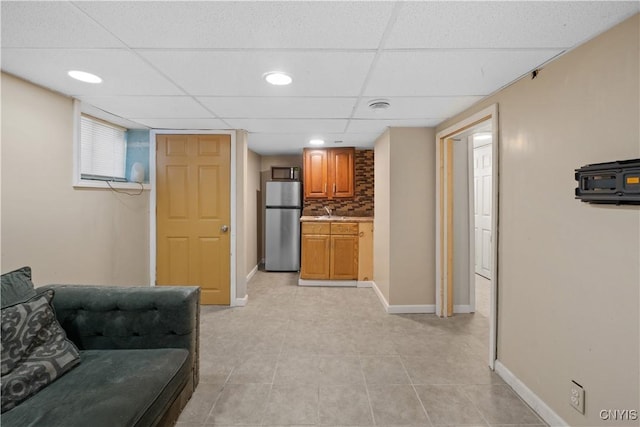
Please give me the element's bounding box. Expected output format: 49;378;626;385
435;104;499;369
149;129;238;306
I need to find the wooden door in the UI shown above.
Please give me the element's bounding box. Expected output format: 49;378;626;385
156;134;231;305
330;148;355;198
330;235;358;279
300;234;331;279
474;143;492;279
303;149;329;199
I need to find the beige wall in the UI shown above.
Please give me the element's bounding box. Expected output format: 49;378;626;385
1;73;150;285
437;14;639;426
235;130;248;299
374;128;436;306
373;130;391;301
388;127;436;305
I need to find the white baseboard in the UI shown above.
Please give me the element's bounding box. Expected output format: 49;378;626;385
371;281;436;314
298;279;357;287
453;304;474;313
246;264;258;283
494;360;568;427
357;281;373;288
233;294;248;307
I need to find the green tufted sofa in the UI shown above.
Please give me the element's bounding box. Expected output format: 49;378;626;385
2;281;200;427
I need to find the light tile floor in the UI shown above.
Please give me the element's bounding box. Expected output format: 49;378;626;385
176;271;546;427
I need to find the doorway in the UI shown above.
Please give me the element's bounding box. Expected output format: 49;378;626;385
435;104;499;368
150;131;236;306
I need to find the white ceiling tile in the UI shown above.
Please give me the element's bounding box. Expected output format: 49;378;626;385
354;96;484;119
366;49;562;97
248;132;380;155
130;118;230;130
1;1;124;48
387;1;640;49
76;1;394;49
198;97;358;119
347;119;442;134
78;96;213;119
1;49;182;96
226;119;347;134
140;50;375;97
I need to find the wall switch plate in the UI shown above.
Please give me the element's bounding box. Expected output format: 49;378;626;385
570;380;585;414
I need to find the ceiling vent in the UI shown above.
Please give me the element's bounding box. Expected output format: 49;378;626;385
368;99;390;111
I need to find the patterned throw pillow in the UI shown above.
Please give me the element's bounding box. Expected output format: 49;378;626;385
1;290;80;412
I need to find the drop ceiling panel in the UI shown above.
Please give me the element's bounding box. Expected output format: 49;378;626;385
366;49;562;97
139;50;375;97
248;132;380;155
1;49;182;96
347;119;442;134
225;119;347;134
387;1;640;49
0;1;124;48
354;96;484;119
78;96;213;118
131;118;229;130
198;97;358;119
76;1;394;49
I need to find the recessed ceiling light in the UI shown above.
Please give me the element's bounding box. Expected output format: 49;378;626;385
68;70;102;84
264;71;292;86
368;99;390;111
309;139;325;146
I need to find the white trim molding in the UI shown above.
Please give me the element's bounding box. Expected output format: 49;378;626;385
357;281;373;288
246;265;259;283
453;304;474;313
371;282;436;314
299;279;357;287
234;294;249;307
494;360;568;427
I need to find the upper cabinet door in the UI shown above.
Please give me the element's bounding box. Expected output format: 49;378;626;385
330;148;355;198
303;147;355;200
303;149;329;199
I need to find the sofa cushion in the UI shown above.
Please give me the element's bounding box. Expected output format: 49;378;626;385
1;267;36;308
1;290;81;413
1;348;190;427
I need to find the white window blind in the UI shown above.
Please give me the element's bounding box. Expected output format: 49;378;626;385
80;115;126;181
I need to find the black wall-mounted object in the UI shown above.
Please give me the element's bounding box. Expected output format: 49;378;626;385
575;159;640;205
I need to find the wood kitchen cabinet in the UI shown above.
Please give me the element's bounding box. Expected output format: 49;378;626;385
303;148;355;199
330;223;359;280
300;223;331;279
300;221;358;280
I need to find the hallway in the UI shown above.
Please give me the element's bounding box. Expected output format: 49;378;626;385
177;271;545;427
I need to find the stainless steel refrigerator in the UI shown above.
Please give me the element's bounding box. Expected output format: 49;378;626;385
265;181;302;271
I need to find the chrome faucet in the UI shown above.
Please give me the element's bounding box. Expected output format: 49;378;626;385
323;206;332;217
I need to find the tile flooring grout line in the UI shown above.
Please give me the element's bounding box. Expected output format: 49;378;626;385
358;355;378;426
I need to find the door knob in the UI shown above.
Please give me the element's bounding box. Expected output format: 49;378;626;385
221;225;229;233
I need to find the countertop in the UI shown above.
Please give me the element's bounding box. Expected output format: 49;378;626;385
300;215;374;223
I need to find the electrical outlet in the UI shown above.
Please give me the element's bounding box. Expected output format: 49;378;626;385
570;380;585;414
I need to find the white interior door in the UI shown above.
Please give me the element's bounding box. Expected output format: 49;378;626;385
474;142;492;279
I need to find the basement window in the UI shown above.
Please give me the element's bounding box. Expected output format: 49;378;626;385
73;101;150;190
80;114;127;182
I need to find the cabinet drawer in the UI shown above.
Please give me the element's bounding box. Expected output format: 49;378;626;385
302;222;331;235
330;222;358;235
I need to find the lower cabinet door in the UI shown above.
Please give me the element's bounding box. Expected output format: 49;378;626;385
330;235;359;280
300;234;331;279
